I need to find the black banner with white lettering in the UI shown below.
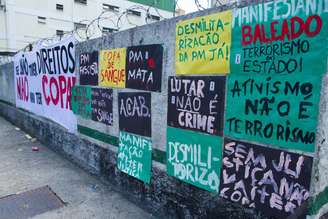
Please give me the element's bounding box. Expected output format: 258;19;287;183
91;88;113;126
118;92;151;137
125;44;163;92
80;51;98;85
167;76;226;136
219;138;313;219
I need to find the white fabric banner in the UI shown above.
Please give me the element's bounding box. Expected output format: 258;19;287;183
14;36;77;132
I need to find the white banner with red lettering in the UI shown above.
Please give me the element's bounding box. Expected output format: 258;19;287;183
14;36;77;132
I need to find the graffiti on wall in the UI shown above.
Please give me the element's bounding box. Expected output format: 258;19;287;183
117;131;152;183
175;10;232;74
99;48;126;88
126;44;163;92
167;76;226;136
219;138;313;218
79;51;98;86
14;36;77;132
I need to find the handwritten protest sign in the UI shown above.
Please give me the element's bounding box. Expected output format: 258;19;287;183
99;48;126;88
167;76;226;136
126;44;163;92
224;74;321;152
91;88;113;126
72;86;92;119
119;92;151;137
220;138;313;219
231;0;328;75
167;127;222;192
117;131;152;183
175;10;232;75
79;51;98;86
14;36;77;132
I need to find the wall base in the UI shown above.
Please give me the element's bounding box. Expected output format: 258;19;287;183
0;101;265;219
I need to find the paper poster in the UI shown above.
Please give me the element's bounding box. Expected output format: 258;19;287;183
224;74;322;152
72;86;92;119
99;48;126;88
175;10;232;74
118;92;151;137
220;138;313;219
167;76;226;136
79;51;98;86
117;131;152;183
167;127;222;193
231;0;328;75
126;44;163;92
91;88;113;126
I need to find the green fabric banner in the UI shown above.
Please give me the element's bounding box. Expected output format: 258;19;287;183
231;0;328;76
117;131;152;183
166;127;222;192
71;86;92;119
224;73;322;152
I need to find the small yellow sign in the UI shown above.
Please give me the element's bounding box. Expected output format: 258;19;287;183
175;10;232;75
99;48;126;88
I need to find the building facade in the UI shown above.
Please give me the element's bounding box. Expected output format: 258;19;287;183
0;0;175;53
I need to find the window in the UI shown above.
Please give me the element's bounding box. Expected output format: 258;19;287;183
147;14;160;21
74;0;87;5
56;4;64;11
102;27;117;34
37;16;46;24
103;4;119;12
56;30;64;37
74;22;87;30
127;9;141;17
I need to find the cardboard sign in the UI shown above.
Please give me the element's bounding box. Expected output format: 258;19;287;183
175;10;232;74
72;86;92;119
117;131;152;183
99;48;126;88
220;138;313;219
118;92;151;137
91;88;113;126
167;127;223;193
14;36;77;132
224;74;321;152
126;44;163;92
79;51;98;86
231;0;328;75
167;76;226;136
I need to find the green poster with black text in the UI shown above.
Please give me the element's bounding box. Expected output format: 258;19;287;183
224;74;322;152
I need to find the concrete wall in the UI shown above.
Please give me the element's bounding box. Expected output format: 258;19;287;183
1;1;328;218
0;62;15;104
